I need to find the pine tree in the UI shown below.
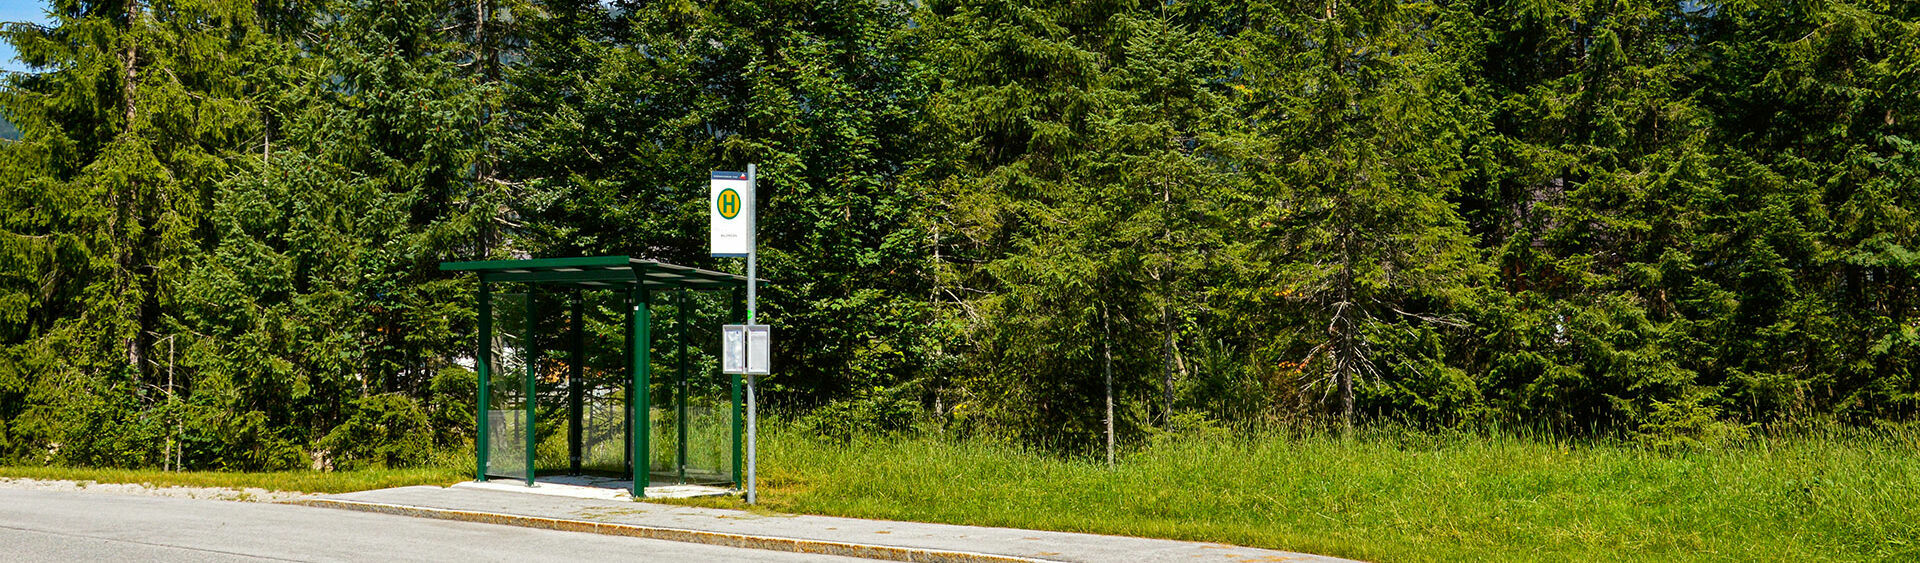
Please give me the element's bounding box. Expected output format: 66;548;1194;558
0;0;285;465
1697;1;1920;421
1230;0;1488;428
1459;0;1728;431
919;0;1246;450
169;0;501;465
499;0;935;410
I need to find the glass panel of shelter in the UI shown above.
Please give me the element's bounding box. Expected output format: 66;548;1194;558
579;290;629;475
648;290;736;485
680;290;737;484
485;292;529;481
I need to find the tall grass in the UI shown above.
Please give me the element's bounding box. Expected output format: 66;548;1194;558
731;424;1920;562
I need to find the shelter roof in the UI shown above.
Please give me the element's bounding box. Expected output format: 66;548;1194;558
439;256;746;290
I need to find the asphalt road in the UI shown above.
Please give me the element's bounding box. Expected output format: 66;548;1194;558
0;488;873;562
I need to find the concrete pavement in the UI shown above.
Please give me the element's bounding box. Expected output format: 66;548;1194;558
298;484;1354;563
0;488;872;562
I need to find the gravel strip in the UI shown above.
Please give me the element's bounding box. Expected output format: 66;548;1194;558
0;477;311;503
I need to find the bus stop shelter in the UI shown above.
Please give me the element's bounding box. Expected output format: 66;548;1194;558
440;256;747;497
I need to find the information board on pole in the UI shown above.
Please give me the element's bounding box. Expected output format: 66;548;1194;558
710;171;752;257
722;325;747;374
721;324;770;376
746;325;770;375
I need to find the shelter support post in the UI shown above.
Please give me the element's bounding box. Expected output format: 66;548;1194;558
676;290;690;483
623;291;632;477
476;281;492;481
730;289;744;486
630;288;652;498
569;292;584;475
524;292;537;487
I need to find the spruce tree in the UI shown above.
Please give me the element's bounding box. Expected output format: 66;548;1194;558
0;0;281;465
1231;0;1488;428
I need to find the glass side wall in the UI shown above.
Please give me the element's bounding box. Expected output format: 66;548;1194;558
532;294;570;474
682;290;735;485
645;290;735;485
581;290;630;474
648;295;679;478
486;292;530;480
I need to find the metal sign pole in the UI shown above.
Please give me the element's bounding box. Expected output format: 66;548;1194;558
745;163;758;505
710;164;763;505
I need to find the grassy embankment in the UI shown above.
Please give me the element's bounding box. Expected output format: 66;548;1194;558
673;424;1919;562
4;425;1911;561
0;465;466;495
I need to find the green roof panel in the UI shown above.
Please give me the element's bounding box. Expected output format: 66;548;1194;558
439;256;748;290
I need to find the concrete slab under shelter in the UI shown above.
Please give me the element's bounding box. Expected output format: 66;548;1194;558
454;476;733;501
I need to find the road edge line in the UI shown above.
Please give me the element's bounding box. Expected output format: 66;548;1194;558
284;498;1059;563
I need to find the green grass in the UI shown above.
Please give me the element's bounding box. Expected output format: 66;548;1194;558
665;424;1920;562
0;465;466;495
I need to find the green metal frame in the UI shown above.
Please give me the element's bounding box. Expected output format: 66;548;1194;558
443;257;748;499
730;289;745;483
568;292;584;475
675;290;690;483
524;292;538;486
632;288;651;497
475;282;492;482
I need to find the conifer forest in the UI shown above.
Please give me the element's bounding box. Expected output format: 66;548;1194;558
0;0;1915;470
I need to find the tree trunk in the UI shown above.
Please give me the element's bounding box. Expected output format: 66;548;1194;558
1161;302;1174;424
119;0;146;382
1339;329;1354;430
1160;177;1174;425
1101;301;1115;468
1336;207;1357;431
121;2;140;129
